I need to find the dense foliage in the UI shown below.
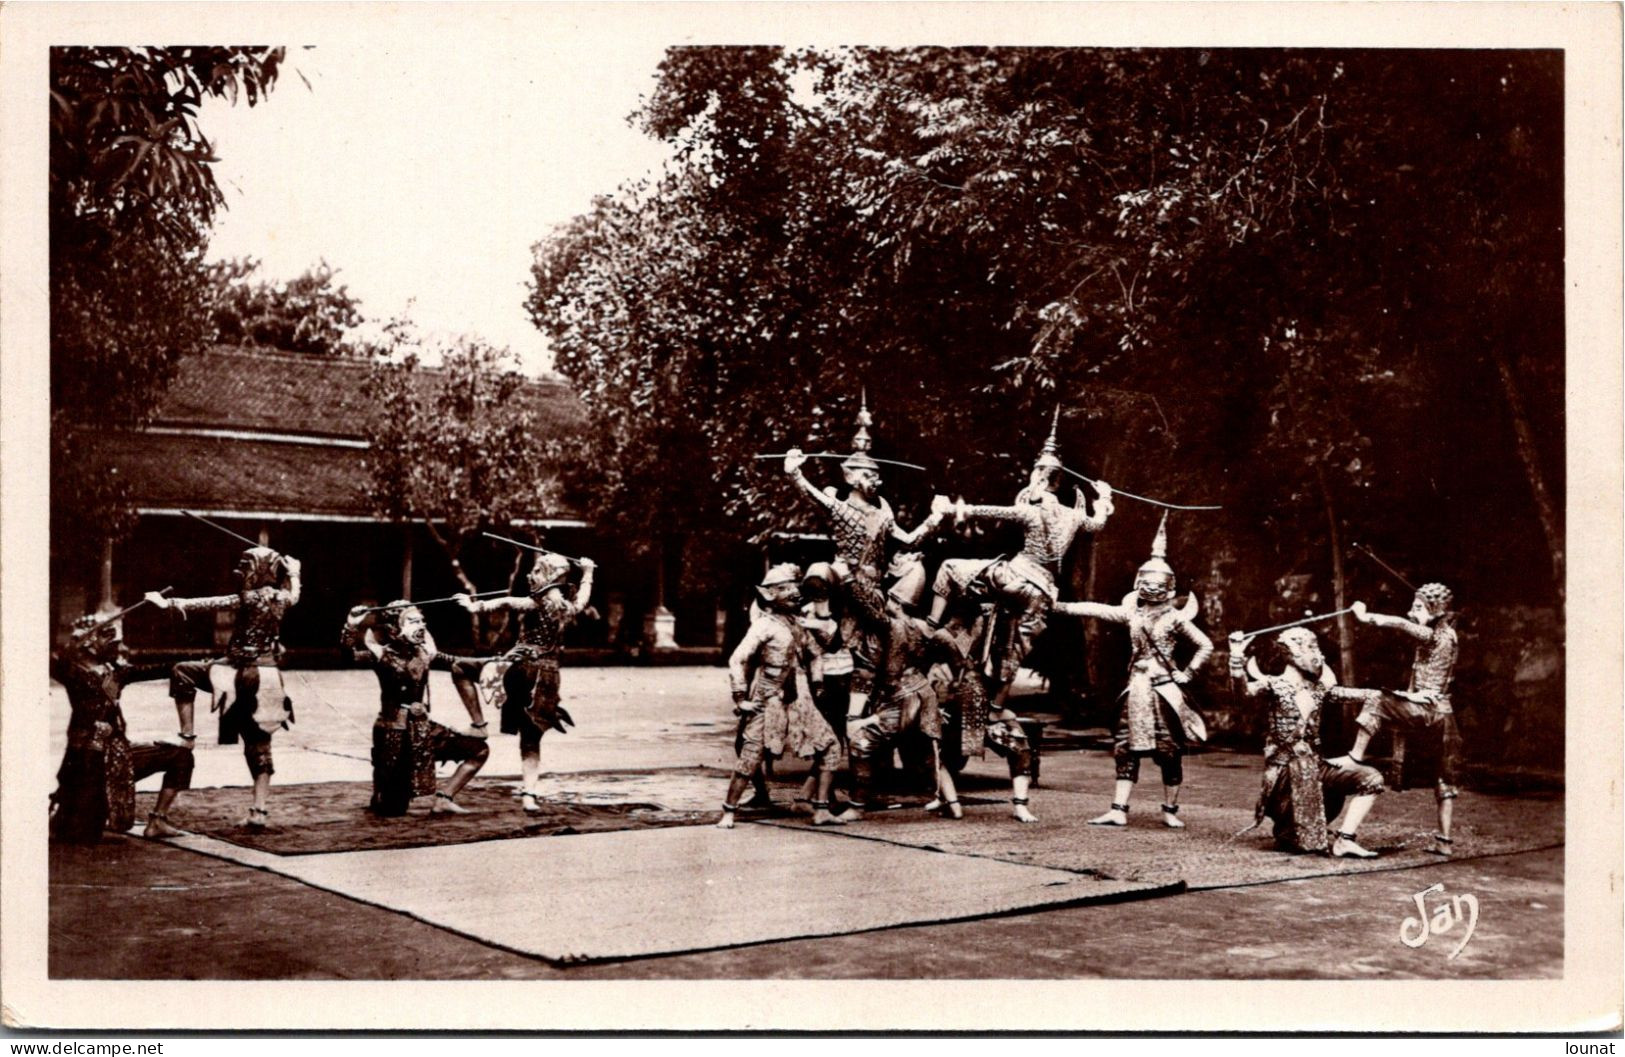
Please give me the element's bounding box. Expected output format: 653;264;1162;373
209;257;364;356
51;46;288;553
360;321;580;612
527;48;1564;681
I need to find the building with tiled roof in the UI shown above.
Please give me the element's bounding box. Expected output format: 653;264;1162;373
57;346;599;659
115;345;586;523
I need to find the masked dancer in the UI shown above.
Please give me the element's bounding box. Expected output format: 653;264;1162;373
934;409;1114;711
343;603;493;816
840;560;965;822
1054;515;1212;828
1334;584;1463;857
51;612;194;842
1230;628;1386;857
784;395;950;614
148;546;300;829
457;552;594;814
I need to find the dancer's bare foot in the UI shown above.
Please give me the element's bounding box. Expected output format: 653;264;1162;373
244;806;269;830
1161;804;1186;829
714;807;737;830
938;799;964;820
431;793;472;815
1425;834;1454;857
143;813;183;838
1089;804;1128;826
810;803;847;826
1011;798;1038;824
520;791;543;814
1331;833;1378;858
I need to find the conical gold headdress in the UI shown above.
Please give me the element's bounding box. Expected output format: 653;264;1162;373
841;388;880;473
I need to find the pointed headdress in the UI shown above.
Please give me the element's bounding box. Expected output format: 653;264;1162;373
1134;513;1176;602
1033;405;1064;472
839;389;881;474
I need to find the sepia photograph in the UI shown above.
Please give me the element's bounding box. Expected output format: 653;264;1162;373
1;1;1619;1035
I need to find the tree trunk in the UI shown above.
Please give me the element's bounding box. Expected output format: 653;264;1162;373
400;526;414;599
423;520;483;641
1281;359;1357;683
98;536;116;612
1311;457;1357;684
1489;344;1564;603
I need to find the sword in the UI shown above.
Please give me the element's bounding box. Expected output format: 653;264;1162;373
754;452;927;471
183;510;263;548
1058;466;1222;511
1237;607;1357;639
481;532;586;566
360;589;510;613
81;587;173;630
1351;542;1418;592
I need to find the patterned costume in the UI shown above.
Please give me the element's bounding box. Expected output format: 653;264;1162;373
1353;583;1463;796
942;408;1112;681
798;563;854;764
1233;664;1385;852
787;395;946;619
1056;515;1211;829
164;546;299;778
843;575;961;800
1231;627;1387;856
1054;589;1213;785
928;608;1037;779
51;620;193;843
465;554;593;754
342;614;490;817
729;597;837;777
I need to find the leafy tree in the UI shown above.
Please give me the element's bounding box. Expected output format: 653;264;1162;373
210;256;365;356
51;46;288;567
360;320;581;636
528;47;1564;690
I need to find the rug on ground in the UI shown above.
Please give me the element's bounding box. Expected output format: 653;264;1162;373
167;825;1179;964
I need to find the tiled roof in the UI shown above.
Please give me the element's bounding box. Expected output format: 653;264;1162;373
154;345;584;439
103;432;378;517
101;346;586;521
101;431;583;521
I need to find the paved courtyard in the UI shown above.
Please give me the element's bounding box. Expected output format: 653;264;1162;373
48;666;1563;979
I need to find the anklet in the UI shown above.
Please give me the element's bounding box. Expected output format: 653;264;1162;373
1433;833;1453;844
721;802;737;812
1011;797;1029;805
471;721;488;729
435;791;454;801
178;733;197;741
1161;804;1180;814
1111;802;1129;812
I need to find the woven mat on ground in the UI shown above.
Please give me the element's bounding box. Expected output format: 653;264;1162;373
141;779;713;855
168;826;1179;964
762;788;1563;890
